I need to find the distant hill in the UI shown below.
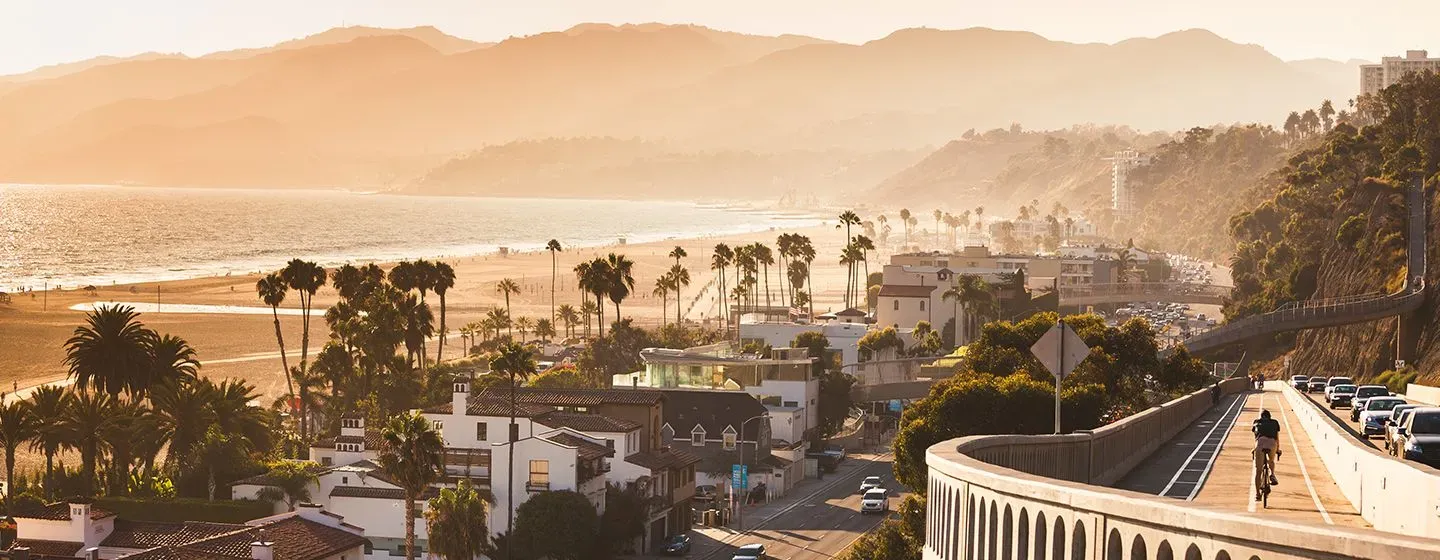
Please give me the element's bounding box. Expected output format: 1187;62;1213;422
0;24;1359;197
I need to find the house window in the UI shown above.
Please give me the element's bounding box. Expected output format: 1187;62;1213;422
920;300;926;311
433;421;444;432
691;426;705;447
476;422;487;441
722;426;738;451
321;457;333;466
892;300;899;311
783;401;798;408
529;460;550;488
342;418;361;429
605;439;614;449
342;476;349;484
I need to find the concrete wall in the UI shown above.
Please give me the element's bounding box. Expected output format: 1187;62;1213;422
923;378;1440;560
1279;381;1440;537
1403;383;1440;405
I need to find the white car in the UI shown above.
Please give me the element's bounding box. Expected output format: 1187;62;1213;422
731;543;767;560
860;488;889;514
858;476;883;494
1386;405;1422;454
1359;397;1407;437
1324;377;1355;401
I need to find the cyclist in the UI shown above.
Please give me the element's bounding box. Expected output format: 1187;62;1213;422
1252;409;1282;501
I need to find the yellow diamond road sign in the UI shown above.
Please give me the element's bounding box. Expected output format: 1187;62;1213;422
1030;322;1091;380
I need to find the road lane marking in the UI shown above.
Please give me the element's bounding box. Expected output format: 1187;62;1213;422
1159;391;1247;499
1277;388;1334;524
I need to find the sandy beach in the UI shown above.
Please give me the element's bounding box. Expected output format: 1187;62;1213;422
0;223;859;398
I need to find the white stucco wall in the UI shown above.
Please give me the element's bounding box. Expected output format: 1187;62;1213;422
488;437;581;537
329;495;427;541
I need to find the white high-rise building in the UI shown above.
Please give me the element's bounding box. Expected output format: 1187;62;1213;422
1361;50;1440;96
1109;150;1149;217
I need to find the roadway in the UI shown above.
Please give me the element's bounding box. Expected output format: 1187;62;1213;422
689;453;910;560
1300;388;1418;457
1117;384;1366;528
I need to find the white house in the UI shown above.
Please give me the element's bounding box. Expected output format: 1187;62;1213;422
738;317;868;365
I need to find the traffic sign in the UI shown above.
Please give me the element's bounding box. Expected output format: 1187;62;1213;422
1030;321;1090;380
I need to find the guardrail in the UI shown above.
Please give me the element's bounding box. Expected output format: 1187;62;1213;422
1279;381;1440;537
923;377;1440;560
1404;383;1440;406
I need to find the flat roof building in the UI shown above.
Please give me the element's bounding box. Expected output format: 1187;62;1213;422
1361;50;1440;96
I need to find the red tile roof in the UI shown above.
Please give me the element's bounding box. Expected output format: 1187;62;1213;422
329;486;439;500
536;411;640;433
7;540;84;557
514;387;665;406
101;519;246;549
423;396;555;417
545;433;615;461
14;501;114;521
624;447;701;471
877;284;938;298
150;515;366;560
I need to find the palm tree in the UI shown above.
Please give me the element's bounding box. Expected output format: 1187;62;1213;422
281;259;326;408
378;410;445;560
425;479;494;560
433;262;456;364
753;243;774;311
490;342;537;548
0;400;37;500
486;308;512;341
211;378;275;454
256;273;296;399
28;385;72;498
653;276;671;327
669;264;691;324
57;390;114;496
712;244;733;330
546;240;563;327
605;253;636;321
101;399;145;496
64;304;156;398
898;209;912;244
557;304;579;339
148;378;219;471
190;425;251;501
514;317;534;343
933;209;943;246
256;462;319;511
147;334;200;387
943;275;996;344
669;246;687;269
669;246;688;318
793;235;816;319
574;260;608;338
775;234;794;308
1319;99;1336;132
579;300;598;339
534;318;556;343
855;235;876;304
496;278;521;338
974;206;985;233
838;210;862;243
1116;249;1138;284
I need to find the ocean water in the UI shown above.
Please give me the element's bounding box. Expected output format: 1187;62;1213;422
0;184;822;290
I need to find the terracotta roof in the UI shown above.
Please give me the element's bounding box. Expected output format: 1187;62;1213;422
101;519;246;549
14;501;114;521
7;540;83;557
121;548;239;560
536;411;640;433
834;307;868;317
660;389;768;441
514;387;665;406
423;396;555;417
329;486;439;500
161;515;366;560
545;433;615;461
231;463;331;487
877;284;938;298
624;447;701;471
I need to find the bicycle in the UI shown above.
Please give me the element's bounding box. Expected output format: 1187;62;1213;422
1254;448;1281;508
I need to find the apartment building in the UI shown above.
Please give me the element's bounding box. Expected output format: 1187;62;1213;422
1361;50;1440;95
1109;150;1150;217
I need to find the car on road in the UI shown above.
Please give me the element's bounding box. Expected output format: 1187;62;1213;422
1358;397;1407;437
695;484;717;501
1328;384;1358;409
859;476;883;494
1350;385;1393;421
731;543;767;560
860;488;889;514
824;445;848;463
1290;375;1310;390
1324;377;1355;401
1397;407;1440;468
662;534;692;555
1386;405;1422;454
1307;379;1327;393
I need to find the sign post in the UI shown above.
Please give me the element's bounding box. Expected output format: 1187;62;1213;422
1030;320;1092;434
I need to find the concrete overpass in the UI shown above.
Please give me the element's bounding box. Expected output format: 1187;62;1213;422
1058;282;1230;307
922;379;1440;559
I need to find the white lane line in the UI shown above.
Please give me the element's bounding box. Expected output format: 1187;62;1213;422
1184;392;1249;501
1277;388;1335;524
1159;392;1247;497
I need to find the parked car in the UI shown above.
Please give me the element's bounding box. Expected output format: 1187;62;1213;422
1385;405;1421;454
1289;375;1310;390
662;534;693;555
1350;385;1393;421
1328;384;1358;409
1307;379;1327;393
732;543;767;560
695;484;717;501
1324;377;1355;401
859;476;883;494
824;445;847;463
1358;397;1407;437
1397;407;1440;468
860;488;889;514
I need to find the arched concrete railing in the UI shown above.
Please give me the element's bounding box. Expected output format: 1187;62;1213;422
924;378;1440;560
1174;181;1428;356
1058;283;1230;307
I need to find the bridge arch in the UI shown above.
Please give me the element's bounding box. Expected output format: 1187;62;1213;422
1184;544;1202;560
1071;521;1087;560
1052;517;1066;560
1156;541;1174;560
1106;529;1123;560
1131;535;1148;560
1033;511;1047;560
1003;505;1014;560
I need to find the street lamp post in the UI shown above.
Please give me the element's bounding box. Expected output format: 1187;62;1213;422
735;413;769;531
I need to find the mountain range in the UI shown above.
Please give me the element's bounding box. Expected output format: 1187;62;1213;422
0;23;1365;198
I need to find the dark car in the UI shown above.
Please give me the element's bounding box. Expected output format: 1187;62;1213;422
662;534;692;555
1398;408;1440;468
1307;379;1327;393
1350;385;1393;421
1328;384;1357;409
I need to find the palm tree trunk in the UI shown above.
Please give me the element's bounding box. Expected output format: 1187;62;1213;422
807;266;814;320
44;451;54;499
405;495;417;559
763;262;771;312
271;307;295;398
6;447;14;500
208;469;217;501
505;293;513;337
596;293;605;337
551;254;558;328
507;378;517;555
437;293;447;364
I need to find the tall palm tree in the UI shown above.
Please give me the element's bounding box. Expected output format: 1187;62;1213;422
669;246;687;269
974;206;985;233
256;462;320;512
425;479;494;560
101;398;145;496
653;276;671;327
787;261;808;314
604;253;635;321
190;425;251;501
711;244;733;330
933;209;943;246
753;243;774;311
557;304;579;339
212;378;275;454
547;240;563;327
256;273;296;399
793;235;816;319
579;300;598;339
899;209;912;244
28;385;72;498
669;246;688;318
147;334;200;387
496;278;521;337
57;390;114;496
0;400;37;500
854;235;876;306
574;260;605;338
433;262;456;364
148;378;219;471
775;234;794;308
838;210;862;243
669;264;691;324
491;342;537;549
534;318;556;343
514;316;534;343
281;259;326;406
840;243;862;309
64;305;156;398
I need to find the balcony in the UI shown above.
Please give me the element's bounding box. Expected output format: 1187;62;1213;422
526;481;550;492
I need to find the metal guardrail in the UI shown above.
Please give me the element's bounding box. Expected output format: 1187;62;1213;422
1176;181;1427;355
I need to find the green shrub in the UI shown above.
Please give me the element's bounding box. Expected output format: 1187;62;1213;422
94;497;273;523
1336;215;1365;247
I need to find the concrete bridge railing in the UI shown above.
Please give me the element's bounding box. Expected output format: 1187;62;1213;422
923;377;1440;560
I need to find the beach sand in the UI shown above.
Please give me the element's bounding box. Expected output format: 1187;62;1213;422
0;224;860;399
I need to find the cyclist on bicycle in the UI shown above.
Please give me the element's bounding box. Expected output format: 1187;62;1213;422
1252;409;1282;501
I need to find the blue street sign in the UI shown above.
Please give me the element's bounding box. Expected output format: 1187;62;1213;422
732;464;743;490
741;465;749;489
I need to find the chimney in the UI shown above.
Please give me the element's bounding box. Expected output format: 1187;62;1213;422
453;380;470;413
84;548;99;560
250;529;273;560
294;503;336;527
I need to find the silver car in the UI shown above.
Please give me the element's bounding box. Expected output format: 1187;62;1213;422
1387;405;1421;454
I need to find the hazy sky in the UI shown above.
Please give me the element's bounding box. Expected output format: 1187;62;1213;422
3;0;1436;75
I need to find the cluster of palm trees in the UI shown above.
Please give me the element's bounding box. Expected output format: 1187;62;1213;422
942;274;999;344
573;253;636;337
12;305;278;501
709;234;818;331
651;247;692;327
